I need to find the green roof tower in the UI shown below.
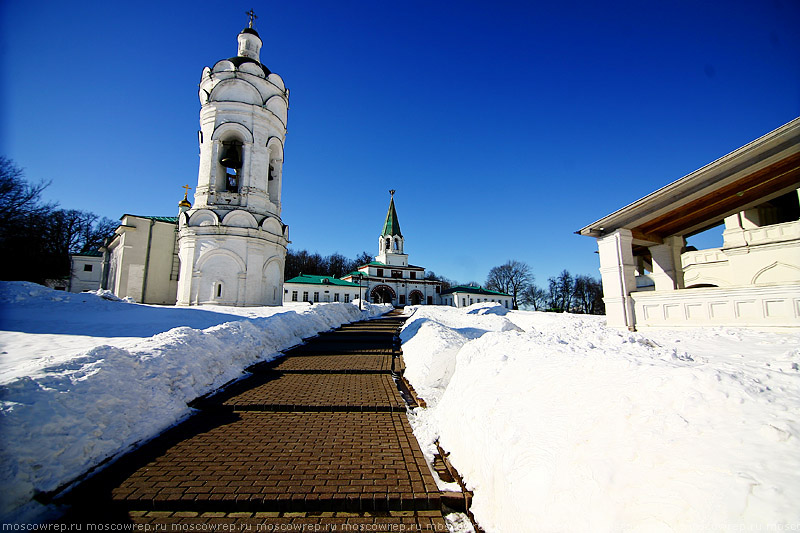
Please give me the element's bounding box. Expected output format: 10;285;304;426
381;189;402;237
375;190;408;266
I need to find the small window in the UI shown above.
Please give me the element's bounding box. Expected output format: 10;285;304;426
303;291;309;302
344;294;350;303
392;270;402;278
291;291;298;302
313;292;319;302
427;296;433;305
410;272;416;279
399;295;406;305
470;298;474;305
216;284;223;298
334;293;339;302
83;264;93;272
376;268;384;277
435;286;440;293
462;298;466;306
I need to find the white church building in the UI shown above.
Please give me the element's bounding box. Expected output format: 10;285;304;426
102;16;290;306
578;117;800;330
337;191;443;306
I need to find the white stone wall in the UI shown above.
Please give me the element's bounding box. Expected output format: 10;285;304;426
442;292;512;309
69;256;102;293
105;216;178;304
631;284;800;329
682;219;800;288
282;283;361;304
177;213;287;306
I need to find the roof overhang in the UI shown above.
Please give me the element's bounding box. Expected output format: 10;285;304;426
577;117;800;245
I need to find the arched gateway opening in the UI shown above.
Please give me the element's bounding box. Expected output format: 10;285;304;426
371;284;396;305
409;290;423;305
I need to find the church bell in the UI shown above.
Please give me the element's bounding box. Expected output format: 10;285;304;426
220;146;242;169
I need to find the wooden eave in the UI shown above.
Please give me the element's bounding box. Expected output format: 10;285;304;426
577;117;800;244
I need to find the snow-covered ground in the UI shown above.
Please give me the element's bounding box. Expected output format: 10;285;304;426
0;281;390;522
401;303;800;533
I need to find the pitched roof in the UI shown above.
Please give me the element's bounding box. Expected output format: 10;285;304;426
577;117;800;242
381;196;402;237
285;274;360;287
441;285;511;297
122;215;178;224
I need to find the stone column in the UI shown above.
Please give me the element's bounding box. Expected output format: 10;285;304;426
723;212;747;249
597;229;637;329
649;235;685;291
175;234;196;306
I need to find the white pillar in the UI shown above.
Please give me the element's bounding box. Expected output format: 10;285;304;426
723;212;747;249
649;235;685;291
597;229;637;329
175;237;196;305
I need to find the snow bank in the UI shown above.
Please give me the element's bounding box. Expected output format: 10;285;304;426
401;306;800;532
0;282;390;521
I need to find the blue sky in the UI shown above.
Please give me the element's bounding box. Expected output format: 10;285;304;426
2;0;798;286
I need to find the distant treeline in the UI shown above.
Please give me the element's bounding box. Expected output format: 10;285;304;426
485;260;604;314
0;157;117;284
285;248;454;289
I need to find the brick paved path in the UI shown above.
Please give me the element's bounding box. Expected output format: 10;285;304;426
60;313;455;532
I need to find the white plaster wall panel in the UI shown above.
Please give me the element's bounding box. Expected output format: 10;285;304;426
144;222;179;305
268;74;285;91
239;62;266;77
631;285;800;328
764;299;790;318
735;300;758;320
709;301;732;319
262;217;283;235
262;259;282;305
752;262;800;285
265;96;288;125
127;264;144;302
222;210;258;228
211;61;237;74
209;79;262;105
188;210;219;227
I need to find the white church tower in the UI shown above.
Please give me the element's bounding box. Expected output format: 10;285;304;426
375;190;408;267
177;11;289;306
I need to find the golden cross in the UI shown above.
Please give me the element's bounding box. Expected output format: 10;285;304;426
246;9;258;28
181;184;192;196
389;189;395;197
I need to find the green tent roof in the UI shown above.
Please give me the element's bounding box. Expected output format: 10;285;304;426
381;194;402;237
285;274;360;287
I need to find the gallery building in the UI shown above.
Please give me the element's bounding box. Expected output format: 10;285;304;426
578;117;800;329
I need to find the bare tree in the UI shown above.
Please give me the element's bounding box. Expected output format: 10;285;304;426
486;260;532;310
521;283;548;310
353;251;373;267
424;270;454;291
547;269;575;312
324;252;350;278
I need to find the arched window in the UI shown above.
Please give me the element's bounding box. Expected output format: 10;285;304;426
220;141;243;192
